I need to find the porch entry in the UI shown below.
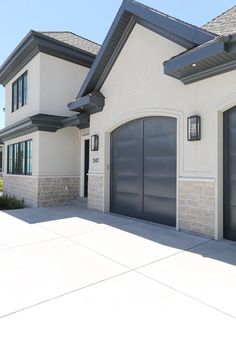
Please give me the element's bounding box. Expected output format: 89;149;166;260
110;116;177;227
80;136;90;198
84;139;89;197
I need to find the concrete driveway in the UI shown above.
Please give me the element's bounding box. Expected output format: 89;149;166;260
0;200;236;353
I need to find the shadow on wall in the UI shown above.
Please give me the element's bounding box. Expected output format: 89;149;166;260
3;199;236;267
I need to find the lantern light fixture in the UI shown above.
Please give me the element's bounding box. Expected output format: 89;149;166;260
187;115;201;141
91;135;99;151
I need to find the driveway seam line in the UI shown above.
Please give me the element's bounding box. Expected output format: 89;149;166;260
64;237;132;270
0;237;63;252
0;269;134;320
134;270;236;320
131;239;213;271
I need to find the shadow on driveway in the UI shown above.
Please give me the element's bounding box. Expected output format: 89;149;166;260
3;199;236;267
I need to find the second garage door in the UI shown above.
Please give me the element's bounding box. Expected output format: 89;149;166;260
110;117;176;227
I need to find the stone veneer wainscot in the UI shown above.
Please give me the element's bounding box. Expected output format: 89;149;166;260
178;180;215;236
3;175;80;207
88;174;104;211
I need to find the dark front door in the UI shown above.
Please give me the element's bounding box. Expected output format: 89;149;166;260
224;107;236;240
84;139;89;197
111;117;176;227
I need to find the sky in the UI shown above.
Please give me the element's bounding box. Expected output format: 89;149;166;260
1;0;236;129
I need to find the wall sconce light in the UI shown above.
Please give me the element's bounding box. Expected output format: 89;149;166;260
187;115;201;141
91;135;99;151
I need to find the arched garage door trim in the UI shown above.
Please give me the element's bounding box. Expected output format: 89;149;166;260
110;116;177;227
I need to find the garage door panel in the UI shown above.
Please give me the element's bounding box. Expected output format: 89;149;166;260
111;117;176;227
143;196;176;226
228;132;236;152
111;119;143;218
144;117;176;137
227;178;236;206
112;192;142;218
224;107;236;240
228;154;236;179
144;156;176;177
113;175;141;195
144;176;176;199
115;139;142;158
145;135;176;156
115;157;141;175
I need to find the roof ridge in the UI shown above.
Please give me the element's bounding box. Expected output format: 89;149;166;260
203;4;236;27
40;31;101;47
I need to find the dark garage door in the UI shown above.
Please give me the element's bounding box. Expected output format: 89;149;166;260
110;117;176;227
224;107;236;241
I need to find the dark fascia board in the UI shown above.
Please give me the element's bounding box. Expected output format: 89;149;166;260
164;34;236;84
69;92;105;113
77;0;216;98
0;31;96;86
164;37;226;75
62;113;90;129
0;114;66;142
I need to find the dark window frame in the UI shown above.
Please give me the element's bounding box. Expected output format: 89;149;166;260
12;71;28;112
7;140;32;176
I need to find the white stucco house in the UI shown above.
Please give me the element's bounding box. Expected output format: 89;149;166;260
1;0;236;242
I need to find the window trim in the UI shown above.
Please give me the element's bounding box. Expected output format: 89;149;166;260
12;71;28;113
7;139;32;176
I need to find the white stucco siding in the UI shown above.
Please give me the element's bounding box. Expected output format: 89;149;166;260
38;127;80;176
88;23;236;237
39;53;89;117
4;52;90;128
5;54;41;128
90;24;236;179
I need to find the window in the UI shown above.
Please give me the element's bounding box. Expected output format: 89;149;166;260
7;140;32;175
12;71;28;112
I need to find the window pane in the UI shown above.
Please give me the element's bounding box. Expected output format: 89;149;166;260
12;72;27;112
12;82;18;112
19;142;25;174
26;140;32;175
13;144;19;174
23;72;27;106
8;145;13;174
18;76;23;109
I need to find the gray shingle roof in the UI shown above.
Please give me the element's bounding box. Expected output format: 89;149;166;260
202;6;236;36
133;0;216;37
41;31;101;55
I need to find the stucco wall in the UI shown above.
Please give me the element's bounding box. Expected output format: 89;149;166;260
39;53;89;117
5;54;41;127
4;52;90;127
88;23;236;238
38;127;80;176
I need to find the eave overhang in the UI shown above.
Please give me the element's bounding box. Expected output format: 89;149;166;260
68;91;105;115
77;0;216;98
62;113;90;129
164;34;236;84
0;31;97;86
0;114;66;142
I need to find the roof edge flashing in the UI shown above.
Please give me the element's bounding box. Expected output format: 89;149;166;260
76;0;216;99
0;31;97;86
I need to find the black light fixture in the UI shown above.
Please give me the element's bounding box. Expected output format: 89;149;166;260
187;115;201;141
91;135;99;151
